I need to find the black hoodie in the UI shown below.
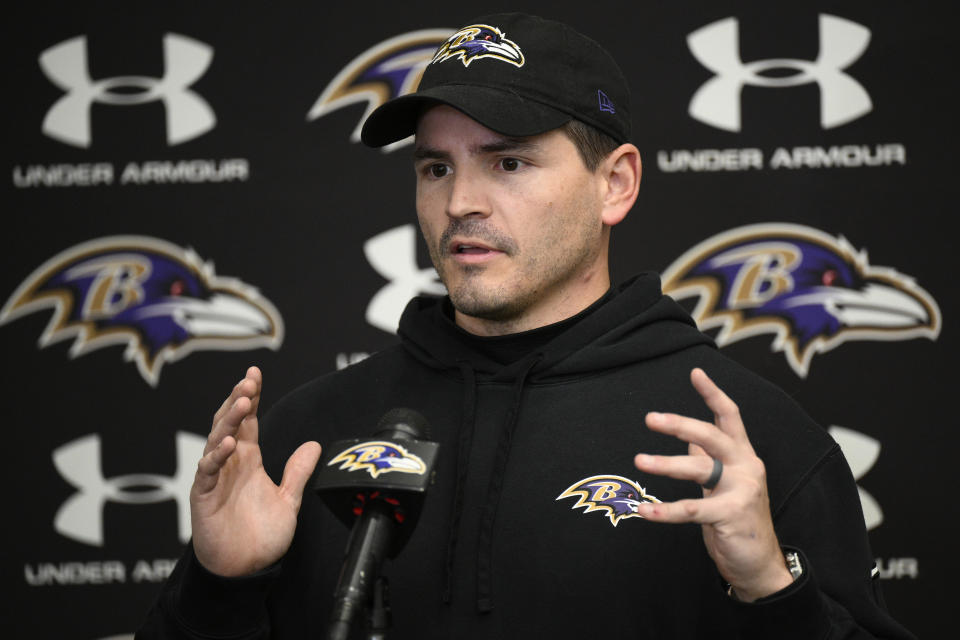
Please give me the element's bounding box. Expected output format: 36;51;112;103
137;274;914;639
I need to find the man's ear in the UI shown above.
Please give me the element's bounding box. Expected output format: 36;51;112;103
599;143;641;227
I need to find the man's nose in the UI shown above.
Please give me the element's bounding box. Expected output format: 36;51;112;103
446;171;491;219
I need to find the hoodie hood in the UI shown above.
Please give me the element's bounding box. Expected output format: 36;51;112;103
397;272;714;381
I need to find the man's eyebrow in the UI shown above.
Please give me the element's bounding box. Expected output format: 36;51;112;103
412;137;542;162
476;137;541;155
412;146;449;161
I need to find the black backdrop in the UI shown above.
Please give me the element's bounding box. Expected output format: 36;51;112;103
3;2;953;637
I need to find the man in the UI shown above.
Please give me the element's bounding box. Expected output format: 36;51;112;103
137;13;914;639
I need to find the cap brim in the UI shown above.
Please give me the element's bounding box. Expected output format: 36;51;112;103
360;84;573;147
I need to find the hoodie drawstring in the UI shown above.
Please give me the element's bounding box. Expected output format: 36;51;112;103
442;360;478;603
476;354;542;613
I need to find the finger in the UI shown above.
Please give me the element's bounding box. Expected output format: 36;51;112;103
212;373;257;427
246;366;263;417
690;368;749;444
194;435;238;494
234;368;263;443
236;412;260;445
634;452;716;484
206;395;253;455
635;496;724;525
278;442;322;510
688;442;723;493
210;381;241;429
645;411;734;461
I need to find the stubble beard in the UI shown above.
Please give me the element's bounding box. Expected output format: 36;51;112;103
423;218;520;321
422;207;604;324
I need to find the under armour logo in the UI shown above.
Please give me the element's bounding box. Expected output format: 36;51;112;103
829;425;883;530
687;14;872;131
53;431;204;546
39;33;216;147
364;225;445;333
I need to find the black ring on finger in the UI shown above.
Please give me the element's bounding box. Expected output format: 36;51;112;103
702;457;723;490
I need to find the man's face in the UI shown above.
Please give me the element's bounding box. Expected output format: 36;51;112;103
414;105;609;334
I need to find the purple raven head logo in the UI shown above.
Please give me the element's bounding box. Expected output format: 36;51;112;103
0;236;283;386
431;24;525;69
328;440;426;479
557;475;660;527
307;29;454;152
662;223;941;377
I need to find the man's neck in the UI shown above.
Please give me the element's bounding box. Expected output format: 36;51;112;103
454;271;612;337
451;285;616;366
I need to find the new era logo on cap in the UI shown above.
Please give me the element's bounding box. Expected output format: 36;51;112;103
598;90;616;114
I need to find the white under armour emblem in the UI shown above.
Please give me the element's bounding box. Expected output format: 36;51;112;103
364;225;445;333
39;33;216;147
52;432;204;546
687;14;872;131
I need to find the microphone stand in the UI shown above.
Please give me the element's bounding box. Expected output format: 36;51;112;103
367;576;391;640
326;500;395;640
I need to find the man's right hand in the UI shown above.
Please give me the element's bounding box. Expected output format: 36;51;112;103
190;366;322;577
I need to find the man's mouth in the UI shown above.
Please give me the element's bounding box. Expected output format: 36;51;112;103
448;240;505;263
456;243;493;254
438;220;517;262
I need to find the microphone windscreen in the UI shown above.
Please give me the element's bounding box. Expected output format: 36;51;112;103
375;408;430;441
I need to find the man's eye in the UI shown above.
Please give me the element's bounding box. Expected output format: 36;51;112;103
429;164;448;178
500;158;520;172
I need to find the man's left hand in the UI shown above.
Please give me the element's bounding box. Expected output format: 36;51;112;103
633;368;794;602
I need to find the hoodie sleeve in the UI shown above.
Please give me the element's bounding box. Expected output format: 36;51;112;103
134;546;277;639
729;446;916;640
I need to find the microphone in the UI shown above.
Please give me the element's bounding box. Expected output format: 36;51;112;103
313;408;440;640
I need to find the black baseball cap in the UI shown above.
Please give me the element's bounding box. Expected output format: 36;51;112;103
360;13;631;147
